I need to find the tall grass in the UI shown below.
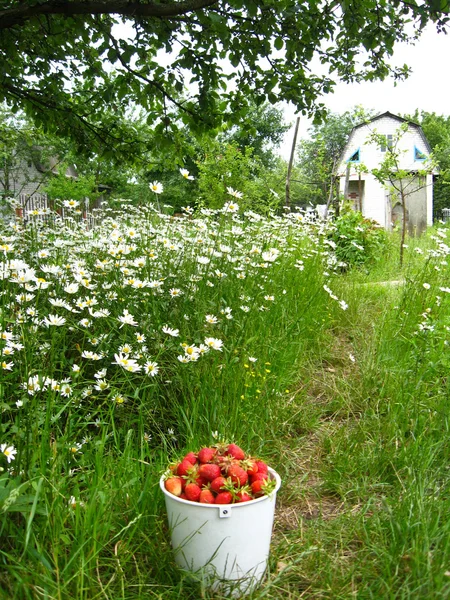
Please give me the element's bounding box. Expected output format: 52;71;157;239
1;206;450;598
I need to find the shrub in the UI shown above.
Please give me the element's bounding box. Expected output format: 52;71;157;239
329;208;388;268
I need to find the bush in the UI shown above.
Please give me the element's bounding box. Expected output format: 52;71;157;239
330;208;388;268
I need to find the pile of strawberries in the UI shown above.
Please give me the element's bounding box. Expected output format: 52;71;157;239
164;442;275;504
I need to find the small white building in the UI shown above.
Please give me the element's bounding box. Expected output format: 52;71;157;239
336;112;435;234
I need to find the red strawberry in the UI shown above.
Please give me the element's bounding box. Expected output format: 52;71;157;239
184;483;202;502
255;460;268;475
227;464;248;487
226;443;246;460
242;459;259;477
183;451;198;465
249;471;268;484
215;491;233;504
251;479;265;497
199;489;215;504
198;447;216;463
177;458;196;477
210;476;228;494
236;489;253;502
195;475;209;488
199;463;221;482
180;492;187;499
164;476;183;497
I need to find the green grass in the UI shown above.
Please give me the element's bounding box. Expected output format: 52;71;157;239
1;208;450;598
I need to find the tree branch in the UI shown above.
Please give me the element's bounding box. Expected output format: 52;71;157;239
0;0;219;30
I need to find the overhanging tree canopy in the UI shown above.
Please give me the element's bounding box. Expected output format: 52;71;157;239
1;0;448;156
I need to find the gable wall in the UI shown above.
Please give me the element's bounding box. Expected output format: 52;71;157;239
337;116;430;175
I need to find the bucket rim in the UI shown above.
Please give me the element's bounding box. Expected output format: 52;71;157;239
160;466;281;509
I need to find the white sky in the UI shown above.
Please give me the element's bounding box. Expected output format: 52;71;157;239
279;24;450;159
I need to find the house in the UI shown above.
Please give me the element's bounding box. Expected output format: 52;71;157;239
0;149;77;198
336;112;436;234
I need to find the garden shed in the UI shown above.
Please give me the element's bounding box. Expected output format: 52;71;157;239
336;112;436;234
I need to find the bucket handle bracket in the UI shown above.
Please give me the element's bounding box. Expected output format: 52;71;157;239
219;506;232;518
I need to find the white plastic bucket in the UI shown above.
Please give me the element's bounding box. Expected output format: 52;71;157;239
160;467;281;595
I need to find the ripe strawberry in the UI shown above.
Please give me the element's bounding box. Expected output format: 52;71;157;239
255;460;269;476
215;491;233;504
210;476;228;494
227;464;249;487
164;476;183;497
251;479;265;497
177;458;196;477
236;488;253;502
226;443;246;460
199;489;215;504
198;463;221;482
198;447;216;463
195;475;209;488
241;458;258;476
249;471;268;484
184;483;202;502
183;451;198;465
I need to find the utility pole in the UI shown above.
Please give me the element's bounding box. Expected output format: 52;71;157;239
285;116;300;209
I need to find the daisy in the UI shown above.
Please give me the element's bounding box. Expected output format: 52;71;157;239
204;337;224;351
223;201;240;214
162;325;179;337
180;168;194;180
43;314;66;327
1;444;17;463
149;181;163;194
226;187;243;199
144;361;159;376
205;315;218;324
113;353;141;373
118;310;138;327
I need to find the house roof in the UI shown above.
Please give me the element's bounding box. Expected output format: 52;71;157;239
337;111;433;169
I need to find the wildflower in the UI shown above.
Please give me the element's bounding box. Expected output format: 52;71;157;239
226;187;243;199
143;432;152;443
113;394;127;405
68;496;84;509
177;354;190;363
169;288;182;297
204;337;224;351
94;369;107;379
94;379;109;392
423;283;431;290
339;300;348;311
81;350;104;360
162;325;179;337
63;199;80;209
1;360;13;370
72;364;81;373
118;309;138;327
180;168;194;180
113;353;141;373
184;344;201;360
43;314;66;327
248;356;258;363
261;248;280;263
205;314;218;324
1;444;17;463
223;200;240;213
149;181;163;194
69;443;83;454
144;361;159;376
135;332;146;343
60;382;73;397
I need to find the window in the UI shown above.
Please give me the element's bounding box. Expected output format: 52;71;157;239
347;148;360;163
380;134;393;152
414;146;427;161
